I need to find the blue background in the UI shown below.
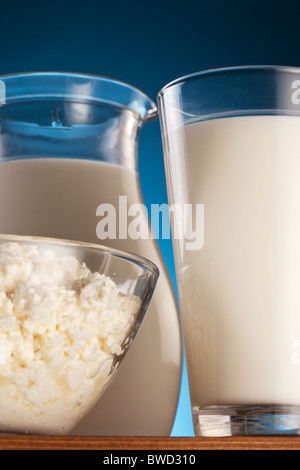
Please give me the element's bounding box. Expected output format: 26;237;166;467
1;0;300;436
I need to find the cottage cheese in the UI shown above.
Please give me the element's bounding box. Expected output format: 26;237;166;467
0;242;141;434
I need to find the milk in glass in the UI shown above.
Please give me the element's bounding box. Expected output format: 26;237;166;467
170;115;300;414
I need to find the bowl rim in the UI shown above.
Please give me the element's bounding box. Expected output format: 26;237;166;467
0;233;159;278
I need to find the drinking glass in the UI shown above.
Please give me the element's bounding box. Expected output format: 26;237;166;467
158;66;300;436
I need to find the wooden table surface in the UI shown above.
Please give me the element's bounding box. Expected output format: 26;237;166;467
0;435;300;450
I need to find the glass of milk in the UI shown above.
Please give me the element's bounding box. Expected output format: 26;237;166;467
0;72;182;436
158;66;300;436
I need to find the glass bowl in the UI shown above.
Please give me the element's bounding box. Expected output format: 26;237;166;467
0;234;159;435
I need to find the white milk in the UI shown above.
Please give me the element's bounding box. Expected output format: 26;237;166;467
0;158;181;435
171;115;300;411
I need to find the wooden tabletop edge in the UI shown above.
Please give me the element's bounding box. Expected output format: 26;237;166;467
1;435;300;450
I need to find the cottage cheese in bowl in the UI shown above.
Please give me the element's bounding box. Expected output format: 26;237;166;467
0;239;148;435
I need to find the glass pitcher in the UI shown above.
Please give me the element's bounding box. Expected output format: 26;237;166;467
0;72;182;436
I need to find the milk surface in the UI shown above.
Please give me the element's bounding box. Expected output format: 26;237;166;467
170;115;300;409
